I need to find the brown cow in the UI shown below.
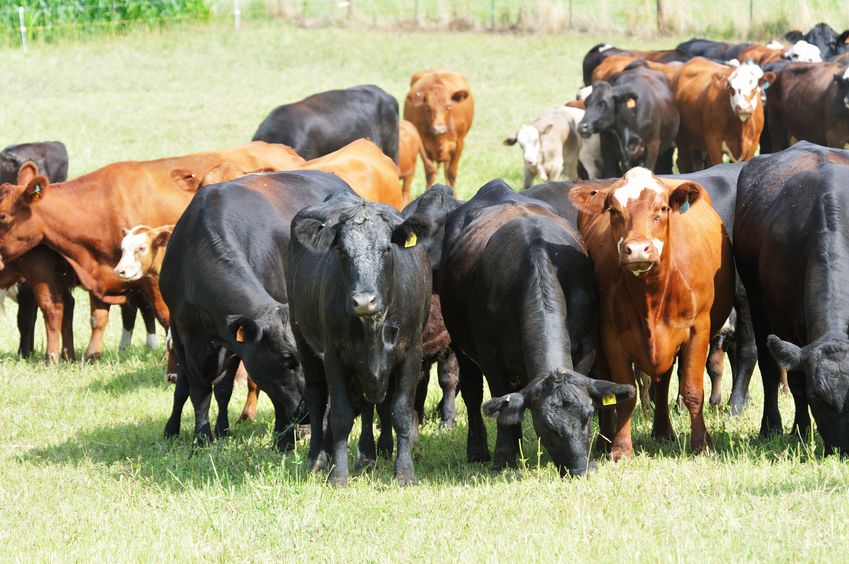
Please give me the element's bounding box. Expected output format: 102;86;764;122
673;58;773;172
298;139;402;209
404;70;474;188
591;55;682;86
0;142;304;359
569;167;734;459
398;120;433;206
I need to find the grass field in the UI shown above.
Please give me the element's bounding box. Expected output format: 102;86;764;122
2;21;849;561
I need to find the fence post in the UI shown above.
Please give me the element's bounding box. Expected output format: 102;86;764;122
18;6;27;52
234;0;241;30
490;0;495;30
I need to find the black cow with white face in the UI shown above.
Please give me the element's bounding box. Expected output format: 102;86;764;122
159;170;354;451
578;64;679;176
735;142;849;453
438;180;633;476
287;193;431;486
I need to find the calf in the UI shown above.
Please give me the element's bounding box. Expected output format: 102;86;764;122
766;62;849;150
398;120;433;206
439;180;633;475
570;167;734;458
287;194;431;486
252;84;399;163
160;170;353;450
735;142;849;452
114;225;173;283
673;58;773;171
404;69;474;188
579;64;679;175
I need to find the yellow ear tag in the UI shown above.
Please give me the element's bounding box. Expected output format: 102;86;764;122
31;184;42;200
626;98;636;109
602;394;617;406
404;232;417;248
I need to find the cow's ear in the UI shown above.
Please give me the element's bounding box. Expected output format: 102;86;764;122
503;136;518;146
838;30;849;46
451;89;469;103
766;335;802;371
668;182;701;213
574;350;596;375
17;161;40;185
760;71;776;87
586;378;636;410
170;168;201;192
483;392;526;426
226;315;262;345
25;176;48;204
391;217;426;249
121;227;129;237
152;228;172;250
202;162;242;186
291;216;337;252
712;72;727;86
407;90;426;107
614;90;638;109
540;123;555;136
785;30;803;43
569;184;609;215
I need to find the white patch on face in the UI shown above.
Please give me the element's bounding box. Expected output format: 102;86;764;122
653;238;664;257
766;40;784;50
783;40;822;62
612;167;664;207
728;63;764;119
617;236;624;257
115;229;149;281
577;85;593;101
516;124;541;166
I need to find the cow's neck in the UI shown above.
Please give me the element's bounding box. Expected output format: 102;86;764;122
805;232;849;341
520;256;573;375
620;256;683;323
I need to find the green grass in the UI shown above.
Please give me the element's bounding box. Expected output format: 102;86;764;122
2;22;849;561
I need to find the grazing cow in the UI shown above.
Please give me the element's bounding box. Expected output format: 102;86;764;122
437;180;633;475
766;62;849;151
674;38;753;61
0;143;301;359
299;139;403;209
570;167;734;458
579;64;679;175
785;23;849;60
404;70;474;188
581;43;685;86
287;193;431;486
673;58;772;171
504;106;592;187
735;143;849;452
252;84;399;163
161;170;354;449
398;120;433;206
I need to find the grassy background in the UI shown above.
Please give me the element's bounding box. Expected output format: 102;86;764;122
2;22;849;560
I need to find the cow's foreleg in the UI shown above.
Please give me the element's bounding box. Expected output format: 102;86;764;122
705;341;726;407
16;283;37;358
356;402;377;469
29;279;64;364
677;322;712;453
118;302;137;350
456;348;490;462
213;354;238;437
601;330;637;460
237;370;259;423
787;369;811;440
651;368;676;441
446;138;466;188
325;353;354;486
391;350;420;486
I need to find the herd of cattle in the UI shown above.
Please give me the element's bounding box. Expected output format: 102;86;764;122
2;22;849;485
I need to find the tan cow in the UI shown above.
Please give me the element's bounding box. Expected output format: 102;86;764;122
404;69;474;188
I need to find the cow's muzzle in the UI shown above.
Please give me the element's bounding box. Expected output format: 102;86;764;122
351;292;381;317
430;124;448;136
620;240;660;277
577;123;592;138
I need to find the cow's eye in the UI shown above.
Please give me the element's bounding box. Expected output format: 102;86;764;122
137;246;147;254
661;206;669;213
599;100;606;108
382;246;391;256
606;207;617;216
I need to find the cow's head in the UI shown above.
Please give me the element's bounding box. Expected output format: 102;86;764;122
406;83;469;160
401;184;461;283
569;167;704;278
0;162;50;269
768;335;849;455
504;124;549;168
833;67;849;109
782;40;823;62
577;81;620;138
483;366;635;477
714;62;772;122
115;224;173;282
786;23;839;59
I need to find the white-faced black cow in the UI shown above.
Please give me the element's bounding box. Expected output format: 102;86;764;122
287;192;431;486
159;170;354;451
437;180;633;476
735;142;849;453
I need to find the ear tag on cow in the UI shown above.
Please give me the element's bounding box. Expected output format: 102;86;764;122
405;232;417;248
602;394;617;406
235;325;245;343
31;184;42;200
626;98;636;109
680;197;690;214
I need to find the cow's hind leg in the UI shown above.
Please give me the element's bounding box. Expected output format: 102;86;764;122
456;348;490;463
356;402;378;469
436;349;459;427
16;283;37;358
238;371;260;423
677;325;712;452
705;341;725;407
651;368;676;441
213;355;238;438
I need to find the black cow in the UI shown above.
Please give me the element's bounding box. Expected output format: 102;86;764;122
735;142;849;453
674;38;752;62
287;193;431;486
438;180;633;476
0;142;68;185
786;23;849;60
252;84;399;163
578;64;679;176
160;170;353;451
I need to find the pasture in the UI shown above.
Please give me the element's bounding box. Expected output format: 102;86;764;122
1;22;849;560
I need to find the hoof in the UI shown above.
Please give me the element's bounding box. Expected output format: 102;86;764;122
163;426;179;439
396;472;418;487
328;471;348;487
439;419;455;429
166;373;178;384
354;451;376;471
609;447;633;462
728;399;747;417
652;429;676;442
146;333;159;350
236;411;256;424
467;445;491;463
309;452;329;472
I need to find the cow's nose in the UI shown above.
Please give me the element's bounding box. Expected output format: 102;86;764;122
115;267;125;277
577;124;591;138
0;213;7;223
351;293;379;316
431;124;447;135
622;241;652;260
